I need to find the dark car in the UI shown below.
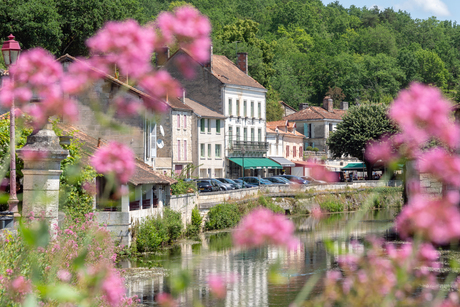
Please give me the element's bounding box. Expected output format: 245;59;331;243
210;178;229;191
216;178;241;189
195;179;220;192
277;175;310;185
239;177;273;186
263;177;291;184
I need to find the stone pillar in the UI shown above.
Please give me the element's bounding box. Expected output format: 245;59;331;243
17;124;68;227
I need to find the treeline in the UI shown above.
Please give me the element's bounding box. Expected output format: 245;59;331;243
3;0;460;111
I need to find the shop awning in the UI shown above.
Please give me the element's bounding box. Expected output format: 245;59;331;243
269;157;295;167
229;157;283;169
341;162;366;171
293;161;316;167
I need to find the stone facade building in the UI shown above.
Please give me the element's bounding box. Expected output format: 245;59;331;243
284;97;348;155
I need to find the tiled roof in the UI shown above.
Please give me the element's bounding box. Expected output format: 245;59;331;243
211;55;265;89
266;126;306;139
266;120;287;130
167;97;193;111
57;123;177;185
279;101;296;111
184;98;225;118
284;106;346;121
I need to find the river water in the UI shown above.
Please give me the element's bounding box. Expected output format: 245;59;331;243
123;208;399;306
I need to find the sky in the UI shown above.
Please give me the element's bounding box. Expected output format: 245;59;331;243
320;0;460;24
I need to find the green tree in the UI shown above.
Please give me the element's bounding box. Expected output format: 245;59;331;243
414;49;449;89
327;104;397;178
266;86;284;121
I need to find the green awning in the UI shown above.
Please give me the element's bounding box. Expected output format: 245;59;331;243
341;162;366;170
229;157;283;169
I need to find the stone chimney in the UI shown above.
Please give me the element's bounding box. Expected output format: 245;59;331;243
237;52;248;74
340;101;348;110
323;96;333;112
299;103;309;110
204;45;213;71
155;47;170;67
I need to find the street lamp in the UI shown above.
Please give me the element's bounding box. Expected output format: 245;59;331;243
241;146;245;187
362;147;365;181
2;34;22;213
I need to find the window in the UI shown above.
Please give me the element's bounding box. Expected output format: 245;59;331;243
177;114;180;128
215;144;221;158
258;102;261;118
251;101;254;117
145;122;156;159
236;100;240;116
229;126;233;147
184;114;187;128
216;119;221;134
207;119;211;133
299;146;302;157
208;144;211;158
236;127;240;141
258;129;261;142
200;118;205;133
228;98;232;116
251;128;254;142
244;100;247;117
329;123;333;132
244;128;247;141
200;144;205;158
177;140;181;161
184;140;187;161
294;146;297;157
286;145;289;157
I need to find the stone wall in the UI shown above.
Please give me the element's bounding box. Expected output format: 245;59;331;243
169;193;197;226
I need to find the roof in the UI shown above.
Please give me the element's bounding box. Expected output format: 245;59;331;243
284;106;347;121
56;54;185;111
184;98;225;119
279;101;296;112
266;121;306;139
57;123;177;185
211;55;265;90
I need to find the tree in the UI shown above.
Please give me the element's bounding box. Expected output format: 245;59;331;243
327;104;397;179
266;86;284;121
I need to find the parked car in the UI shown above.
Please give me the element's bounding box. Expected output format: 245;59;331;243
233;179;257;188
239;177;273;186
210;178;230;191
272;176;296;184
263;177;291;184
195;179;220;192
213;178;235;190
277;175;310;185
216;178;241;189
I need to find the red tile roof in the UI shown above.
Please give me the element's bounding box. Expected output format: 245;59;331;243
284;106;347;121
184;98;226;118
211;55;265;89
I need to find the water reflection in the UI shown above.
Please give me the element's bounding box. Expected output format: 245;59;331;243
123;208;399;306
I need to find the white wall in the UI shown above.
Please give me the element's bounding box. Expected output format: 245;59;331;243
197;117;226;178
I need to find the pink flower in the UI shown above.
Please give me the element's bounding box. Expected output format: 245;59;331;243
139;71;181;112
310;206;323;219
308;161;336;182
366;137;399;164
57;270;71;282
233;208;300;250
20;150;48;161
82;181;97;196
417;148;460;188
101;269;126;306
114;95;143;117
11;276;31;294
156;293;177;307
396;193;460;244
207;274;227;299
6;269;13;275
90;141;135;184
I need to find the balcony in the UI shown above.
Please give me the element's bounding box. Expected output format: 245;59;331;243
229;140;269;153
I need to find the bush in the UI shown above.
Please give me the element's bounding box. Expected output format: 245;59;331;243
135;208;183;252
305;146;313;151
186;206;202;237
319;197;344;212
205;203;241;231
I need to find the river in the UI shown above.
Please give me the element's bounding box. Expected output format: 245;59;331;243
122;208;399;306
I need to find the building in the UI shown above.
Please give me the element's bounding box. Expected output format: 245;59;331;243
284;97;348;155
266;120;307;176
183;97;226;178
164;49;276;178
279;101;296;117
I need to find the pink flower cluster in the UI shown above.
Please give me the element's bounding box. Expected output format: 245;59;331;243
417;148;460;188
90;141;135;184
101;268;126;306
232;208;300;250
207;273;237;299
308;161;336;182
156;292;177;307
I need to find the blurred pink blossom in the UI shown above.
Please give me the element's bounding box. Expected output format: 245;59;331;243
207;273;237;299
82;181;97;196
90;141;135;184
308;161;336;182
57;270;71;282
20;150;48;161
101;269;125;306
11;276;31;294
417;148;460;188
233;208;300;250
310;206;323;219
139;71;181;112
396;193;460;244
156;293;177;307
366;137;399;164
114;95;143;117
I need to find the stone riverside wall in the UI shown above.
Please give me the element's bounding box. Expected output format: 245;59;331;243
96;181;401;246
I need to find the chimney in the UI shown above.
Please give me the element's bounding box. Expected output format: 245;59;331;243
204;45;213;71
237;52;248;74
299;103;309;110
155;47;170;67
323;96;333;112
182;90;186;104
340;101;348;110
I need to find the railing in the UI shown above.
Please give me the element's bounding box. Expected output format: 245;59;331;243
230;140;269;152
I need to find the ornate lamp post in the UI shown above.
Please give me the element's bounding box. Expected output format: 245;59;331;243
2;34;21;213
241;146;245;187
